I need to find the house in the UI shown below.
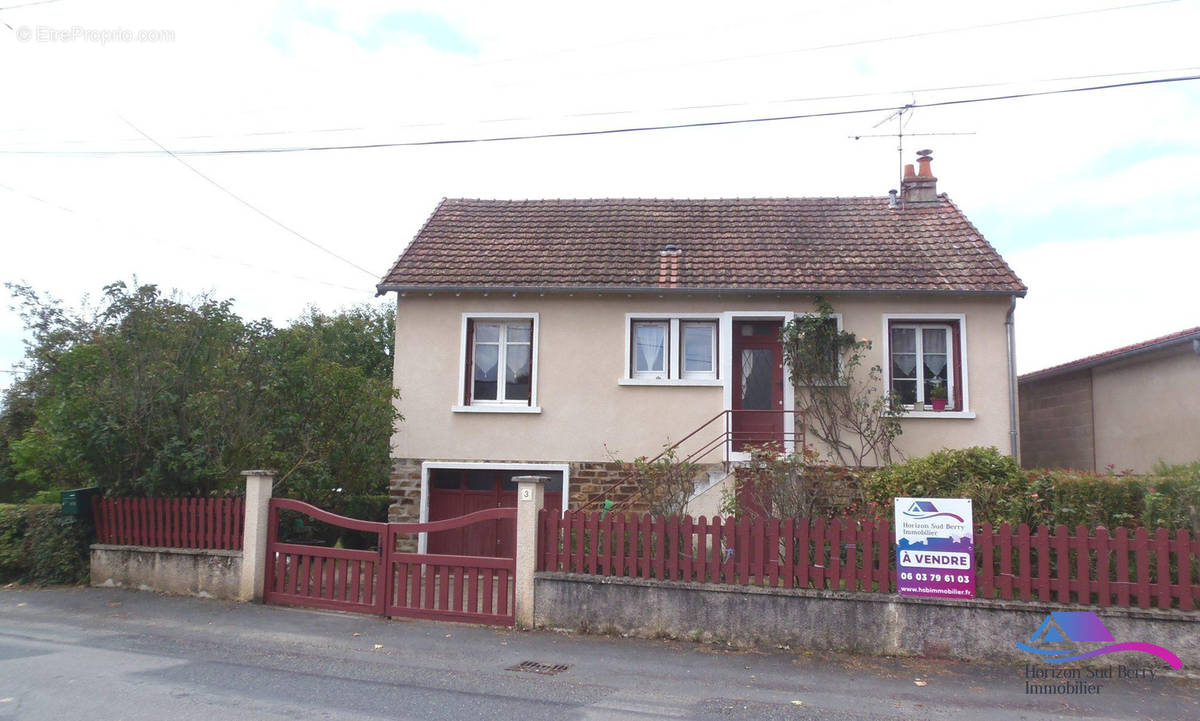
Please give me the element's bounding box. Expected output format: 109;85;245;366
377;151;1026;548
1019;326;1200;473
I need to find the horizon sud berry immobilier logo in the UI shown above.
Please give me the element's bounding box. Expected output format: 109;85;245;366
1017;611;1180;668
1018;611;1181;695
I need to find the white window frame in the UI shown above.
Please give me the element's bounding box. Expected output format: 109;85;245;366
630;319;670;379
621;314;722;386
881;313;974;419
680;321;718;380
453;312;540;413
889;323;955;408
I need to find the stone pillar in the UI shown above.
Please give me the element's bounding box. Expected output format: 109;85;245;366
238;470;275;602
513;475;547;629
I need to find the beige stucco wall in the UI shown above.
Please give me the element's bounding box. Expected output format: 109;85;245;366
1091;346;1200;472
390;293;1017;465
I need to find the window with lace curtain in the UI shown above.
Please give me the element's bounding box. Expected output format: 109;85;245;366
889;322;958;409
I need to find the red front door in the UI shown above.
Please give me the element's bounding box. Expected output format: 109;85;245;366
427;469;563;557
731;320;784;451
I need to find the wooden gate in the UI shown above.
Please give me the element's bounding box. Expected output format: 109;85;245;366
264;498;517;626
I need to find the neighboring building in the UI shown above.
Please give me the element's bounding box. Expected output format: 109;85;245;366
1019;326;1200;473
377;152;1026;547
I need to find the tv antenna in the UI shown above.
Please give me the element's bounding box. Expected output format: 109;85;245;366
850;104;975;186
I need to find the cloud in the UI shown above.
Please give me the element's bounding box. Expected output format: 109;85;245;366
1010;229;1199;374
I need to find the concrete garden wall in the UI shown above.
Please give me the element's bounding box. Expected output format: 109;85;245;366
91;544;242;600
535;572;1200;668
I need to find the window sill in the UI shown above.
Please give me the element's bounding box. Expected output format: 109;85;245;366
451;405;542;414
618;378;723;387
901;410;976;419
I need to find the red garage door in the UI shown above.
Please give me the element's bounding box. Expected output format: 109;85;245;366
427;468;563;558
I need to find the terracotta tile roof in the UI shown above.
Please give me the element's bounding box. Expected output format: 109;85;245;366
1021;326;1200;381
378;196;1026;295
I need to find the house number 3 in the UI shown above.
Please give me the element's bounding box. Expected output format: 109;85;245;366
520;487;533;501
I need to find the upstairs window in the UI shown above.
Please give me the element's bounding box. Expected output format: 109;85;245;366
626;317;718;382
632;320;669;379
465;317;535;405
887;320;962;410
681;321;717;379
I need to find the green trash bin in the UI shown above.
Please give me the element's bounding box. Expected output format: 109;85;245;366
61;487;103;518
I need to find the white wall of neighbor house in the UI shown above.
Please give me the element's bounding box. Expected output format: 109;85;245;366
390;293;1016;464
1091;345;1200;472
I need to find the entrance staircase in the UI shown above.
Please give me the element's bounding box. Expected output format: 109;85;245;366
578;409;805;514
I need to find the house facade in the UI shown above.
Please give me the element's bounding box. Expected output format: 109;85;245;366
378;153;1026;537
1019;326;1200;473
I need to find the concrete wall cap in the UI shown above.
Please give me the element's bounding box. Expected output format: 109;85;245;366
240;470;277;476
513;475;551;484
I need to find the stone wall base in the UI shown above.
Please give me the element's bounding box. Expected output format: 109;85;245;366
534;572;1200;669
90;544;242;600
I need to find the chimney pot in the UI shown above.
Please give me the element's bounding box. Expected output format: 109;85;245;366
916;149;934;178
900;150;938;204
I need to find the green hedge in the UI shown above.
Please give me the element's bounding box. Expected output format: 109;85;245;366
865;448;1200;531
0;504;90;585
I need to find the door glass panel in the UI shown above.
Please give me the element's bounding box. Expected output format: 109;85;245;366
500;471;564;492
682;323;714;372
505;344;531;401
473;344;498;400
430;470;461;490
740;348;773;409
507;323;532;343
465;470;495;491
634;323;666;372
893;379;918;404
475;323;500;343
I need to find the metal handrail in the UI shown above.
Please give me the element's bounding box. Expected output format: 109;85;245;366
577;409;806;512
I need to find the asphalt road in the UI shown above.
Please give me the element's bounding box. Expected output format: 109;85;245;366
1;587;1197;721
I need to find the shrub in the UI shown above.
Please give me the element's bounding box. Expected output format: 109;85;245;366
1143;461;1200;533
867;448;1200;531
865;447;1022;525
721;445;864;520
0;504;90;585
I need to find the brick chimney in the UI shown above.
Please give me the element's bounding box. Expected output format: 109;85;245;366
900;149;938;204
657;245;681;287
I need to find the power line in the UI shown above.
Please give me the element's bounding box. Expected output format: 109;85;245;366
0;180;375;293
494;0;1185;87
2;64;1194;148
117;116;380;279
10;74;1197;157
0;0;67;11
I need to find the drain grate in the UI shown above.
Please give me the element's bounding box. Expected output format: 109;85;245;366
507;660;572;676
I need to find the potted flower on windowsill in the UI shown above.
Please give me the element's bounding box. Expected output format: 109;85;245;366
928;382;948;411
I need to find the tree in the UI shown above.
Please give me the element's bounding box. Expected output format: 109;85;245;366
781;298;905;467
0;281;400;502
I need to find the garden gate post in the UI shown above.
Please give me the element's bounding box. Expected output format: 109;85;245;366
513;475;547;629
239;470;276;602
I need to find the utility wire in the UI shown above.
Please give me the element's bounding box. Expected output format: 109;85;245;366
13;74;1196;157
2;64;1195;148
0;180;375;293
495;0;1185;86
117;116;380;279
0;0;67;11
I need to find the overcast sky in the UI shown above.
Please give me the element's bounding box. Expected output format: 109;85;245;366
1;0;1197;389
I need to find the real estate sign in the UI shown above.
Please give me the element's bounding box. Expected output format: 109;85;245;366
894;497;975;599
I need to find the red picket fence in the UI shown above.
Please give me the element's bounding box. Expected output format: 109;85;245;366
94;497;245;550
538;510;1200;610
